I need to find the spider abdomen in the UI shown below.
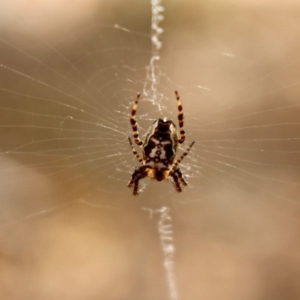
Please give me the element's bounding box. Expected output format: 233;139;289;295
143;118;178;166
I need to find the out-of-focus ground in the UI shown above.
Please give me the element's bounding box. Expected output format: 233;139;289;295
0;0;300;299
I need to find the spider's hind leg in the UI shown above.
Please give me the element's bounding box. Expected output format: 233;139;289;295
130;93;143;146
128;137;143;164
175;91;185;144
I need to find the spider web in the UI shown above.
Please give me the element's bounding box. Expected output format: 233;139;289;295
0;0;300;299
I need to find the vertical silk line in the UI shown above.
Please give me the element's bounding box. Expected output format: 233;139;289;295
144;0;164;107
143;206;179;300
151;0;164;52
158;206;179;300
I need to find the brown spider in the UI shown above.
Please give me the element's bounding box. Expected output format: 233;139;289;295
128;91;194;195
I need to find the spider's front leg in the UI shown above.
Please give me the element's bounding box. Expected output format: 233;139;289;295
169;167;188;193
128;165;149;195
169;168;182;193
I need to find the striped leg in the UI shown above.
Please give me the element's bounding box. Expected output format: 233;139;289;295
128;165;149;195
130;93;143;146
172;141;195;169
176;168;188;186
175;91;185;144
128;137;143;164
169;169;182;192
169;167;188;192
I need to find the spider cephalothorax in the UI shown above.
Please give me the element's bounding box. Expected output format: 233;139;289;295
128;91;195;195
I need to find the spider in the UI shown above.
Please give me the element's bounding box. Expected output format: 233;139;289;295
127;91;195;195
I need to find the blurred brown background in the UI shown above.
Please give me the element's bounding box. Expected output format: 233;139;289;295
0;0;300;299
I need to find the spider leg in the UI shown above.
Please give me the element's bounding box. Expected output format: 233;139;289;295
128;165;149;195
128;137;143;164
176;168;188;186
130;93;143;146
172;141;195;169
169;169;182;192
175;91;185;144
169;141;194;192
